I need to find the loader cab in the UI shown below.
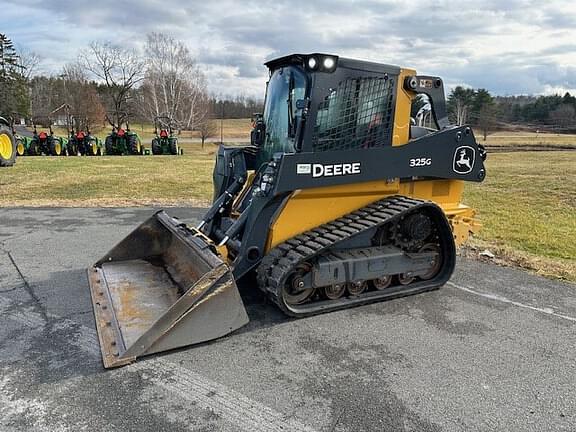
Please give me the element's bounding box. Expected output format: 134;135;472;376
255;54;401;169
255;64;309;167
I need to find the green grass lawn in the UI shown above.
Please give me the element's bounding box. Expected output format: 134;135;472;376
0;143;218;207
464;151;575;280
2;146;574;281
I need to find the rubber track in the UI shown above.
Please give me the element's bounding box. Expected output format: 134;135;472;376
256;195;446;317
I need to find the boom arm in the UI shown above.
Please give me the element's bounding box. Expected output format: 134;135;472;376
272;126;486;194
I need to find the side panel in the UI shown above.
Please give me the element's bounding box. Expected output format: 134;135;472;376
266;179;479;251
267;180;401;249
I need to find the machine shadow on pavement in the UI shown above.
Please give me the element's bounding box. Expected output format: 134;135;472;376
236;275;294;331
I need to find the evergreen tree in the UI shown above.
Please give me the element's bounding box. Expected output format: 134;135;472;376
0;33;30;118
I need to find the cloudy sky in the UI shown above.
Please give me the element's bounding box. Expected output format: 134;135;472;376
4;0;576;97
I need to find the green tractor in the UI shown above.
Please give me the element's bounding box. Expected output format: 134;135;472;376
13;118;35;157
104;124;143;155
15;133;33;157
0;116;17;167
151;116;180;155
28;123;67;156
67;122;102;156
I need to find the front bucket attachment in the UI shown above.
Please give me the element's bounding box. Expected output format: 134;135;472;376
87;211;249;368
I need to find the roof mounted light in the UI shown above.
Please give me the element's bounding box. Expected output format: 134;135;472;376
322;57;336;70
307;57;318;70
304;54;338;73
265;53;339;73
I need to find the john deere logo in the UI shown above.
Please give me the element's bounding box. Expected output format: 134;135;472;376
296;162;361;178
453;146;475;174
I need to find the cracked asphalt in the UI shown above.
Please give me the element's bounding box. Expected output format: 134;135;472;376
0;207;575;432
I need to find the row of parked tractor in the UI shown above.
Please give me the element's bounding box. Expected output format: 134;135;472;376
16;125;101;156
1;115;183;167
13;116;182;158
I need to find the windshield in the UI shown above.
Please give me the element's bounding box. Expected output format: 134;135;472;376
257;66;308;167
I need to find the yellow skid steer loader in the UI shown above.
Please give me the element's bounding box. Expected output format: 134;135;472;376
88;54;486;368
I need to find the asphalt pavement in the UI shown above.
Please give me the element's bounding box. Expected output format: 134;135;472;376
0;207;574;432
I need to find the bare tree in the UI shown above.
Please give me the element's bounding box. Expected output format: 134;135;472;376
198;106;218;148
142;33;209;130
198;121;217;147
61;62;106;131
477;104;498;141
447;87;475;125
18;48;41;80
454;99;469;125
80;41;144;129
550;104;576;129
30;76;55;120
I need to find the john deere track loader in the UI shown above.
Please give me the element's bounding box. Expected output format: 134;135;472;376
89;54;486;368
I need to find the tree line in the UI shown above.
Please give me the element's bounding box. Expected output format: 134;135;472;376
0;33;263;136
495;93;576;128
210;97;264;119
445;86;576;139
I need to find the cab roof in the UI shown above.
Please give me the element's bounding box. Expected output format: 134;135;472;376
264;53;401;75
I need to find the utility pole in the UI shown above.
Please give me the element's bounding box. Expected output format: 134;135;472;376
220;100;224;144
59;73;68;128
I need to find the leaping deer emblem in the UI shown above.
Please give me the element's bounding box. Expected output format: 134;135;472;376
456;149;471;170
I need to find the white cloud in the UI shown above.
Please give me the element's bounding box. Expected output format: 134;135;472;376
3;0;576;96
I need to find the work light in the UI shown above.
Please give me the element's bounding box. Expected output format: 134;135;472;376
307;57;318;70
323;57;335;70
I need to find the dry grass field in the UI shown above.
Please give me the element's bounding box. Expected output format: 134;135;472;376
481;131;576;151
0;143;218;208
464;151;575;281
51;118;253;142
485;130;576;144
